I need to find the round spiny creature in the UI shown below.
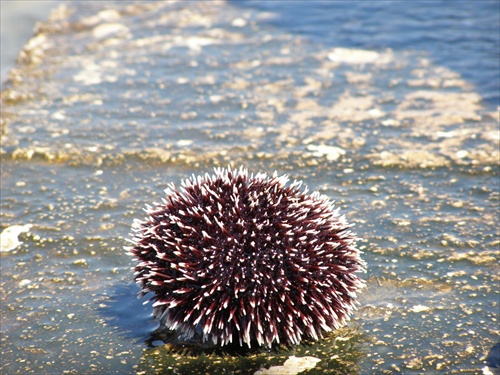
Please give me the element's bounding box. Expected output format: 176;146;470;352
127;166;365;348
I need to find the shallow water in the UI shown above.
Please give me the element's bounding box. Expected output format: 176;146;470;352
1;1;499;374
231;0;500;109
0;0;61;83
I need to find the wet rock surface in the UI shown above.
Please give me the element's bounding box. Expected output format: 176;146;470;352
1;1;498;374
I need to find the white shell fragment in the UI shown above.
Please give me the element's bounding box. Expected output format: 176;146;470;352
0;224;33;253
306;144;346;161
254;356;321;375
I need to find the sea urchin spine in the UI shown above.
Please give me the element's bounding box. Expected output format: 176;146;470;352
127;166;365;348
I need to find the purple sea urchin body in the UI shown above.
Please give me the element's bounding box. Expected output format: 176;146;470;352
127;167;365;348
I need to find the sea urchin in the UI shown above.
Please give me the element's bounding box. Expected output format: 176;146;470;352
127;166;365;348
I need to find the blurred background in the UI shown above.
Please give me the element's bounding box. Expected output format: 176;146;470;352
1;0;60;83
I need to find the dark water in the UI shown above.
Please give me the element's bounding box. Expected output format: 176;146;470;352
231;0;500;109
1;1;499;374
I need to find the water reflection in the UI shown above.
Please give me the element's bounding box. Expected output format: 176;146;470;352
105;283;367;374
138;325;367;375
101;282;158;343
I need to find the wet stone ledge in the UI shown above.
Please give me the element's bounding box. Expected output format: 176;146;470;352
0;1;498;375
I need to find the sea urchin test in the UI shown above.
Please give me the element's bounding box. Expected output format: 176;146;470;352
127;167;365;348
